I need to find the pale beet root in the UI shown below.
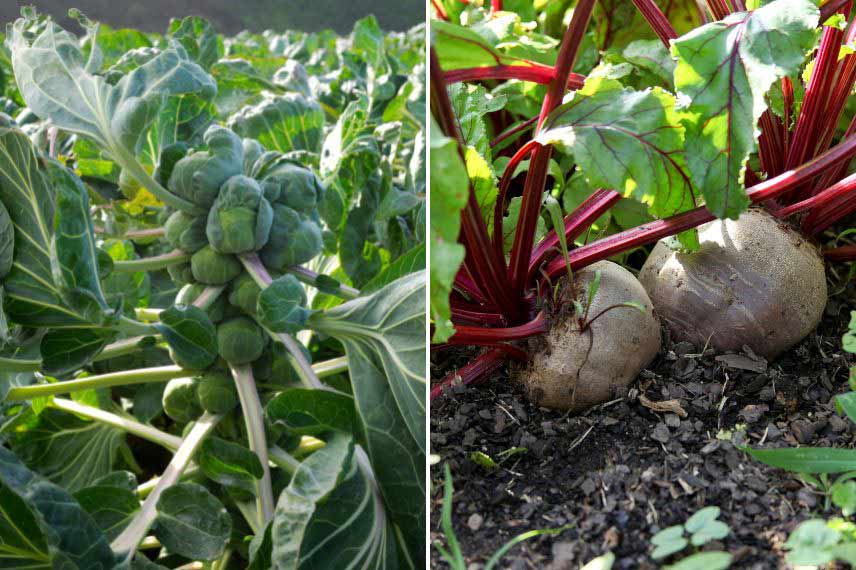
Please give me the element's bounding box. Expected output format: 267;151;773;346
517;260;661;411
638;209;826;360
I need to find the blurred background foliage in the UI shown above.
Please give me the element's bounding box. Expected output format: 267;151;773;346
0;0;423;33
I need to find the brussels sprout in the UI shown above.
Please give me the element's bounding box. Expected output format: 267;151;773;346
269;342;308;387
242;139;263;175
191;246;241;285
257;274;310;334
258;204;323;269
162;377;202;424
168;126;243;208
261;162;324;214
217;317;266;364
165;211;208;253
176;283;226;322
228;273;261;315
206;175;273;253
154;142;190;187
197;372;238;414
168;262;195;285
221;303;244;321
118;168;141;200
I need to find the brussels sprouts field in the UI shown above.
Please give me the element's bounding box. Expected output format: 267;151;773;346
430;0;856;567
0;7;426;570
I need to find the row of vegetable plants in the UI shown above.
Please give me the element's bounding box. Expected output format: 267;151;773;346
0;8;425;569
430;0;856;411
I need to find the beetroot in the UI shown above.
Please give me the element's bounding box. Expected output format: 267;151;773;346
518;261;661;410
639;209;827;359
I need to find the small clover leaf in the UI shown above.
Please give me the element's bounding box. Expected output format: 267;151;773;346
651;525;688;560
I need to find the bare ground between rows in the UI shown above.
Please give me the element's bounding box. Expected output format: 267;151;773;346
430;287;856;570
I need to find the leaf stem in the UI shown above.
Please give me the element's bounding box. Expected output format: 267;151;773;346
507;0;596;303
111;143;205;215
6;365;194;401
111;412;221;556
448;312;548;344
631;0;678;45
137;466;199;498
117;315;158;336
113;250;190;273
431;348;507;400
192;285;227;311
312;355;349;378
444;65;585;90
543;133;856;279
825;245;856;262
51;397;182;450
134;308;163;322
93;335;160;362
93;226;166;241
268;445;301;474
239;253;346;392
229;364;275;526
286;265;360;299
0;355;42;372
430;48;521;323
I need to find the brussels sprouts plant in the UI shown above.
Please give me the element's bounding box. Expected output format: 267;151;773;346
0;8;425;570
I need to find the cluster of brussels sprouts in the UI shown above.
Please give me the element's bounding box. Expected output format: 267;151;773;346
157;125;323;420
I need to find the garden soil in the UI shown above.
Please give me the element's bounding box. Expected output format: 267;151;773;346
431;267;856;569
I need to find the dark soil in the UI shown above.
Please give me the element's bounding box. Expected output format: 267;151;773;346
431;274;856;569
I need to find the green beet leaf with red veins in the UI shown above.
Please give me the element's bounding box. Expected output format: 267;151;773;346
430;0;856;411
0;8;426;569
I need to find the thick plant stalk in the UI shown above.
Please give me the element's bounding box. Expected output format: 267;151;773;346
229;364;275;527
268;445;301;474
447;312;548;344
286;265;360;299
239;253;338;391
445;66;586;90
93;226;166;240
134;308;163;321
112;413;222;556
112;250;191;273
430;49;521;322
787;22;847;172
311;355;349;378
0;354;41;372
706;0;731;19
493;139;540;258
490;115;539;149
6;365;193;401
631;0;677;45
51;397;182;450
775;172;856;219
117;315;158;336
431;348;507;399
544;133;856;279
432;0;449;20
93;336;158;362
825;245;856;262
507;0;597;301
527;189;621;281
112;143;205;215
192;285;226;310
450;305;507;326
